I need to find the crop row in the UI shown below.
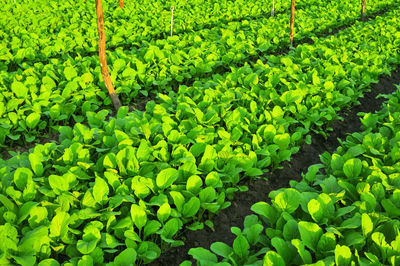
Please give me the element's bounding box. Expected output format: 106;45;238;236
1;0;394;65
1;7;400;265
184;87;400;265
0;0;288;64
1;0;398;146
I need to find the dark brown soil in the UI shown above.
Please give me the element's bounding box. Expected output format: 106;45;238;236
0;133;59;160
149;65;400;265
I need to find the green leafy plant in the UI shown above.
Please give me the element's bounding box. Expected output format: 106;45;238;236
185;89;400;265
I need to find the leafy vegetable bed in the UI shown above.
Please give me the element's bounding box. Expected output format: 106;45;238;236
0;0;288;59
1;6;400;265
184;86;400;265
0;0;399;146
152;63;400;266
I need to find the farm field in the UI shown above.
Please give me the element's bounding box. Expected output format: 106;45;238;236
184;87;400;265
1;0;400;265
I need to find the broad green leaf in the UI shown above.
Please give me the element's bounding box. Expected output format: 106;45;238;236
131;204;147;230
273;133;291;149
48;173;76;195
19;226;51;253
38;259;60;266
210;242;233;258
103;153;117;169
14;167;33;190
188;247;218;265
331;154;344;172
283;219;299;241
13;255;36;266
18;201;39;224
271;237;294;264
343;158;362;179
93;176;109;203
77;226;101;255
340;213;361;229
11;81;28;98
157;203;171;223
291;239;312;264
317;232;336;253
64;66;77;81
298;221;323;252
28;206;48;227
42;76;56;90
50;212;70;238
137;139;151;162
0;194;17;212
272;188;301;214
156;168;179;190
360;192;377;212
205;172;220;188
29;153;44;176
186;175;203;195
114;248;137;266
26;113;41;129
308;199;323;223
182;197;201;218
170;191;185;212
381;199;400;217
78;255;94;266
251;202;279;224
246;223;264;245
199;187;217;203
263;251;285;266
335;245;352;266
233;235;249;259
160;218;180;239
199;145;217;172
144;220;162;239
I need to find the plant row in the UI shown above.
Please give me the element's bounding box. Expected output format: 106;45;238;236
1;7;400;265
1;0;398;146
0;0;288;64
1;0;394;65
183;87;400;265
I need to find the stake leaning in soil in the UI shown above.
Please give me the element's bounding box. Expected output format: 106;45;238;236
361;0;366;21
171;6;174;37
271;0;275;17
95;0;122;111
290;0;295;46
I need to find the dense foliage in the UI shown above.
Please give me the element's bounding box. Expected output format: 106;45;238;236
1;3;400;264
0;0;398;145
185;88;400;265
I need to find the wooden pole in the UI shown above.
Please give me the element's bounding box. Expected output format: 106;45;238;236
271;0;275;17
119;0;124;9
361;0;366;21
170;6;174;37
290;0;295;47
95;0;122;111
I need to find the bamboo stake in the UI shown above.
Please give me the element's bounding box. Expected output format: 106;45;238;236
271;0;275;17
361;0;366;21
95;0;122;111
119;0;124;9
170;6;174;37
290;0;295;47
